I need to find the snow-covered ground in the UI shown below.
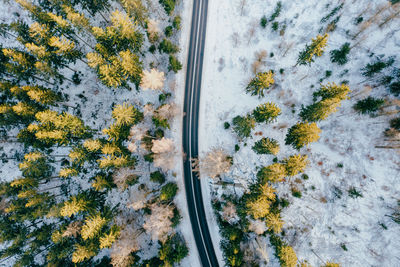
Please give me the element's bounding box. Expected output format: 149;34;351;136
200;0;400;266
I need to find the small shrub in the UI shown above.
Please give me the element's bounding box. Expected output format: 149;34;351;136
172;16;181;30
159;39;179;54
150;171;165;184
260;16;268;28
291;188;302;198
389;81;400;96
160;182;178;201
165;26;173;37
168;55;182;73
301;174;309;180
270;1;282;21
159;0;176;15
224;122;230;129
390;117;400;130
348;187;363;198
272;21;279;31
234;144;240;152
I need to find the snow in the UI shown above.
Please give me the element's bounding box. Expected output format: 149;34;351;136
200;0;400;266
0;0;199;265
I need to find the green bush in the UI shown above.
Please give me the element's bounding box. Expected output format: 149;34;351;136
159;39;179;54
168;55;182;73
160;182;178;201
164;26;173;37
260;16;268;28
159;0;176;15
172;16;181;30
150;171;165;184
390;117;400;130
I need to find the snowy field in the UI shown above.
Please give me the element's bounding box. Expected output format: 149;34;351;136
200;0;400;266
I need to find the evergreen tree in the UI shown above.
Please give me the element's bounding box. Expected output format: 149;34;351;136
278;245;298;267
112;102;143;126
313;82;350;101
81;213;108;240
297;33;329;66
353;96;384;114
246;195;272;219
330;42;350;65
285;122;321;149
257;163;287;183
252;137;280;155
159;38;179;54
266;213;284;234
246;71;275;97
159;0;176;16
72;243;97;263
158;234;188;266
300;97;341;122
60;195;91;217
253;102;281;123
232;115;256;139
283;154;309;176
99;226;120;249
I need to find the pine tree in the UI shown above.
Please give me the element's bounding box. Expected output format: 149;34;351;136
252;137;280;155
283;154;309;176
25;43;49;59
246;195;272;219
119;50;142;86
285;122;321;149
353;96;384;114
99;62;123;88
322;262;341;267
81;213;108;240
232;115;256;139
99;226;120;249
313;82;350;101
83;139;102;152
246;71;275;97
253;102;281;123
266;213;284;234
110;10;137;41
22;85;60;105
62;5;91;32
60;195;91;217
48;36;78;58
72;243;97;263
112;102;143;126
87;52;106;68
300;97;341;122
59;167;79;178
330;42;350;65
278;245;297;267
120;0;148;27
257;163;287;183
92;175;114;191
297;33;329;66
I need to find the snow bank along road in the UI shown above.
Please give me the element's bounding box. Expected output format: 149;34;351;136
182;0;218;266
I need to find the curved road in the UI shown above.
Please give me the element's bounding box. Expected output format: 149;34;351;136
182;0;219;266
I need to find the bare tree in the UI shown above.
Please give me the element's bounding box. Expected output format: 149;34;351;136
143;203;174;241
231;32;240;47
113;167;139;190
251;50;267;74
127;185;148;211
248;219;267;235
151;137;174;154
222;202;238;223
238;0;247;16
155;103;180;120
140;69;165;90
110;224;141;267
200;148;232;179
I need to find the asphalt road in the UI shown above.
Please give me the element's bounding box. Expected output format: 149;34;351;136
182;0;219;266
